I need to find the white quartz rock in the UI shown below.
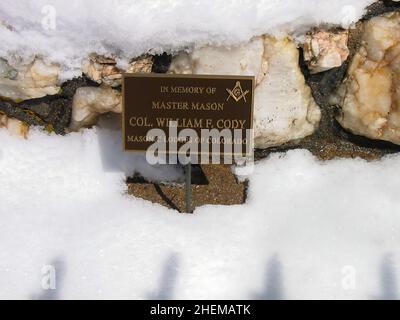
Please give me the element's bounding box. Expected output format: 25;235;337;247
168;52;193;75
0;58;18;79
0;114;29;139
73;55;151;131
254;37;320;147
171;36;320;147
334;12;400;144
70;86;122;131
0;58;60;101
191;37;267;85
303;29;349;74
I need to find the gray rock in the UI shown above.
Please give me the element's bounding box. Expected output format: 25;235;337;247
0;77;99;134
0;58;18;80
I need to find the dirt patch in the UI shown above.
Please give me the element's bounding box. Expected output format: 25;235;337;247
128;164;246;212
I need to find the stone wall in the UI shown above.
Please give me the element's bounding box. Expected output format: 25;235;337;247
1;0;400;160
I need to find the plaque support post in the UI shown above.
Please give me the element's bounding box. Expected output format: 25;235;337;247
184;163;192;214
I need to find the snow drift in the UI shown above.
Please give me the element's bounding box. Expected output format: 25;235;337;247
0;0;375;78
0;127;399;299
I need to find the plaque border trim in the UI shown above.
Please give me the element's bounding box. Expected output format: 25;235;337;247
122;73;255;157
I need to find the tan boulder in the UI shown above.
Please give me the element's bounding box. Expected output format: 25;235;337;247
82;53;122;87
126;55;153;74
69;86;122;131
0;58;60;101
0;114;29;138
334;12;400;144
303;29;350;74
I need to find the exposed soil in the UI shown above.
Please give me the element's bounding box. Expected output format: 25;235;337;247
128;164;246;212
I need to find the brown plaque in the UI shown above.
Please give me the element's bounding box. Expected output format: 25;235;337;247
123;73;254;157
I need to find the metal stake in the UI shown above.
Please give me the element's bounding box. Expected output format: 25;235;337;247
185;163;192;213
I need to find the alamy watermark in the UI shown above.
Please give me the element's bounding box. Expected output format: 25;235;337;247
41;264;57;290
341;265;357;291
41;5;57;31
145;121;254;167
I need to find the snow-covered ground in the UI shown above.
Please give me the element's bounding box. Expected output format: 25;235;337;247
0;0;374;79
0;126;399;300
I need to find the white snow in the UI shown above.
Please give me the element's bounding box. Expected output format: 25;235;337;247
0;126;399;299
0;0;375;79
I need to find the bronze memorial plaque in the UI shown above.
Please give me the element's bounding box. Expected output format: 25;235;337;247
123;74;254;157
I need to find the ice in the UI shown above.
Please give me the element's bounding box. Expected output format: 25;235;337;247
0;127;399;299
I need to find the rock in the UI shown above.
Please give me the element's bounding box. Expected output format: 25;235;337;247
83;54;154;86
82;53;122;87
60;76;99;99
0;114;29;138
20;97;72;134
0;58;18;79
0;77;101;135
254;37;320;148
69;86;122;131
0;58;60;101
4;117;29;138
152;53;172;73
0;76;98;134
191;37;267;85
0;99;46;129
0;96;72;135
171;36;320;148
303;29;350;74
334;12;400;144
363;0;400;21
168;52;193;74
30;59;59;88
126;55;153;73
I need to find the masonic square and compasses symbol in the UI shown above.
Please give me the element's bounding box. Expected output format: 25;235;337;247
226;81;249;102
